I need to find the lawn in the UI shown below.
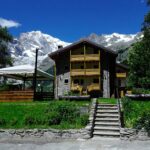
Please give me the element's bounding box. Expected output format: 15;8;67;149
0;100;89;129
122;97;150;129
97;98;117;104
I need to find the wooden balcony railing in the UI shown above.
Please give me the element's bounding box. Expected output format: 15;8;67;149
87;84;100;92
116;73;127;78
70;55;84;62
71;84;83;94
85;69;100;76
71;69;100;76
85;54;100;61
71;69;85;76
71;83;100;94
70;54;100;62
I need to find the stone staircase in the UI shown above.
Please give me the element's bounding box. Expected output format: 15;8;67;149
93;103;120;138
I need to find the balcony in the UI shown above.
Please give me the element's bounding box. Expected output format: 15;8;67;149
70;55;84;62
71;69;100;76
71;84;83;94
70;54;99;62
71;69;85;76
87;84;100;92
85;54;100;61
116;73;127;78
85;69;100;76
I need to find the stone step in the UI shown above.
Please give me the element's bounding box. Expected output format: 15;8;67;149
95;118;119;122
95;118;119;123
97;110;119;113
92;102;120;138
93;131;120;137
98;104;117;107
94;126;120;132
95;122;119;126
96;114;119;118
97;106;118;110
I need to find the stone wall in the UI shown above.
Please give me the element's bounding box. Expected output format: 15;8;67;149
85;98;97;137
0;128;90;142
55;52;70;99
120;128;150;141
103;70;110;98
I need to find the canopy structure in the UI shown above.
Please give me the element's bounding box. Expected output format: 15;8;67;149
0;65;54;81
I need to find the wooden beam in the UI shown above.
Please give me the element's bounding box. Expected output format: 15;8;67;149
70;50;72;90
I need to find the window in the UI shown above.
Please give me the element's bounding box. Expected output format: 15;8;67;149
64;79;68;84
81;65;84;69
94;65;99;68
74;79;79;84
93;79;99;83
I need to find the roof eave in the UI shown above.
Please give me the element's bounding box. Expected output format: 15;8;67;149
49;39;118;58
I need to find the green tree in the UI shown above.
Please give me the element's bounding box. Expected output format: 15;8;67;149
128;0;150;88
0;27;13;68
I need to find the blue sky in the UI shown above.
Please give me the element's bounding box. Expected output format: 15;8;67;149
0;0;149;42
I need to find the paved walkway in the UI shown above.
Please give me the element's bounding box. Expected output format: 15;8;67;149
0;138;150;150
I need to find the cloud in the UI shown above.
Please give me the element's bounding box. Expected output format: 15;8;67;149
0;18;21;28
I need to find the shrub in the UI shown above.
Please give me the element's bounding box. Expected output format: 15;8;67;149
46;100;80;124
134;111;150;136
132;88;150;94
24;115;47;126
79;114;89;126
24;115;36;125
10;117;18;126
122;97;150;129
46;112;61;125
122;97;133;114
122;97;139;127
35;115;47;125
0;118;6;126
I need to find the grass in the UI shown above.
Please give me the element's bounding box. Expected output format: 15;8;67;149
0;100;89;129
97;98;117;104
122;97;150;128
70;100;91;106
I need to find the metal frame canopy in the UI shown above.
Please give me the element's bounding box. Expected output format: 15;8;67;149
0;65;54;81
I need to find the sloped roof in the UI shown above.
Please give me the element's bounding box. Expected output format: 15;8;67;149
116;63;129;70
49;39;118;58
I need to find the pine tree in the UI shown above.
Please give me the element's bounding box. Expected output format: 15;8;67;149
0;27;13;68
128;0;150;89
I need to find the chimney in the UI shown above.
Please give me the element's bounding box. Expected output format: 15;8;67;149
58;45;63;49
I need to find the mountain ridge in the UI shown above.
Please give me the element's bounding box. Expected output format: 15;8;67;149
8;31;143;70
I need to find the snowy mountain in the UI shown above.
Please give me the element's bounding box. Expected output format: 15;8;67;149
87;32;143;62
9;31;70;70
8;31;143;71
87;32;143;50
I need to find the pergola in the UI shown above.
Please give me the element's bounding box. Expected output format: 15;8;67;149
0;64;54;90
0;64;53;80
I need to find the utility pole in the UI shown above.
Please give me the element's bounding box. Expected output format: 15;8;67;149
33;48;39;101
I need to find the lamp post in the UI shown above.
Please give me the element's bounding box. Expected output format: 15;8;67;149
33;48;39;101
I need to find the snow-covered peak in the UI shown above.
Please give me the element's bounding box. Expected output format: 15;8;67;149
8;31;70;69
88;32;143;50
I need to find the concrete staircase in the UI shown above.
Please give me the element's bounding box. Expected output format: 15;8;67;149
93;103;120;138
